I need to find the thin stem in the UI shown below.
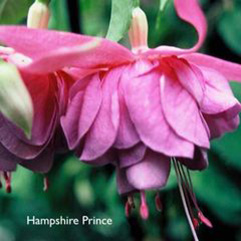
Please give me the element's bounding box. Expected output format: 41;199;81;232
37;0;50;4
173;158;199;241
133;0;140;8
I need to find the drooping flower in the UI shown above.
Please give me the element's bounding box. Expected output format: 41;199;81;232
58;1;241;237
0;46;73;188
0;3;99;191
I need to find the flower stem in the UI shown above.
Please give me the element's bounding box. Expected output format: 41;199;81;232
133;0;140;8
37;0;50;5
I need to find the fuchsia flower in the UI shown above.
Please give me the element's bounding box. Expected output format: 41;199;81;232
0;27;132;191
0;0;241;239
0;46;74;188
59;0;241;238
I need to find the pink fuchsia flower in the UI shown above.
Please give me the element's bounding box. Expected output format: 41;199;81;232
0;27;132;192
0;47;74;190
59;2;241;237
0;29;104;193
59;0;240;236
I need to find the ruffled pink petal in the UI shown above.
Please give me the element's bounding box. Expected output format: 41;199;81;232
166;57;205;103
116;167;136;195
81;149;116;166
56;71;75;115
204;114;240;139
0;114;47;159
61;74;102;149
114;96;140;149
124;69;194;158
0;143;17;171
0;26;134;73
118;143;147;168
182;53;241;82
178;147;208;170
20;144;54;173
126;150;171;190
114;75;140;148
114;61;157;148
80;68;122;161
200;67;241;115
161;74;210;148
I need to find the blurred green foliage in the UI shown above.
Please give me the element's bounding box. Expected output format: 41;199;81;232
0;0;241;241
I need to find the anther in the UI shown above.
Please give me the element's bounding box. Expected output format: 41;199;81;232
192;218;199;230
43;176;49;192
198;211;213;228
3;172;12;193
155;192;162;212
128;195;135;209
125;201;132;218
139;191;149;220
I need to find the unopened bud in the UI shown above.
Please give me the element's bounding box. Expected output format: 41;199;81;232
0;62;33;138
27;0;50;29
128;7;148;53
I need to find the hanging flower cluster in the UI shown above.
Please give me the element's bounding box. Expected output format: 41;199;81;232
0;0;241;240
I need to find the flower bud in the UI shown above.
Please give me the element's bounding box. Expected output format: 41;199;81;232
128;7;148;53
27;0;50;29
0;62;33;138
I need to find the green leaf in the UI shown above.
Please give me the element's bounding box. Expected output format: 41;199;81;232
0;62;33;138
106;0;134;42
160;0;170;12
192;161;241;224
218;8;241;55
0;0;33;24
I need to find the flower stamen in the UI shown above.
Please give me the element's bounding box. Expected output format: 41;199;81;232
3;171;12;193
139;191;149;220
43;176;49;192
173;158;199;241
155;192;162;212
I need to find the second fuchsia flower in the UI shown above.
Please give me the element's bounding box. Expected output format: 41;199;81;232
0;0;241;239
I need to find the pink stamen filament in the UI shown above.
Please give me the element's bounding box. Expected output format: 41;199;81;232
177;162;213;228
173;158;199;241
